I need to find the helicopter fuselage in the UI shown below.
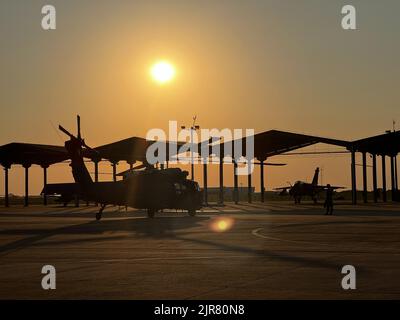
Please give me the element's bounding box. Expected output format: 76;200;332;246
81;168;203;211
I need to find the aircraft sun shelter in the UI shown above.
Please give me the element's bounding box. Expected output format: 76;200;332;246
350;131;400;204
0;130;399;207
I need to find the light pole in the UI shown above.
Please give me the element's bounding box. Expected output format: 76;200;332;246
181;116;200;181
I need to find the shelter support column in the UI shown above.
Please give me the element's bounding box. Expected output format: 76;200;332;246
382;155;387;202
203;159;208;205
247;170;252;203
111;161;118;182
395;155;398;197
233;161;239;204
372;154;378;203
94;160;99;183
4;166;10;207
390;155;396;201
42;165;49;206
92;159;100;206
362;152;368;203
219;156;224;205
23;164;31;207
260;159;265;203
351;150;357;205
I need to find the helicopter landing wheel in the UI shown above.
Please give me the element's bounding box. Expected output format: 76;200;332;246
147;208;155;218
188;209;196;217
96;204;106;220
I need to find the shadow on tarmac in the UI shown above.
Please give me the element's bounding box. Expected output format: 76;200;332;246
0;216;208;257
0;213;356;272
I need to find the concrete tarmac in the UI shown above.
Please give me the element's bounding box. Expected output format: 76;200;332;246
0;201;399;299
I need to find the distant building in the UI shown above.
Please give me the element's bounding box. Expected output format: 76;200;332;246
206;187;254;199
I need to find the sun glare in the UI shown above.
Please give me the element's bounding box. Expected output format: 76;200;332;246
151;61;175;84
209;217;235;233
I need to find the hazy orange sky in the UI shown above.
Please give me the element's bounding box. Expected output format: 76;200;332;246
1;0;399;195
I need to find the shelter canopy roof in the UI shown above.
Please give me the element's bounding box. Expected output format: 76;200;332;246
219;130;350;160
351;131;400;156
0;143;68;167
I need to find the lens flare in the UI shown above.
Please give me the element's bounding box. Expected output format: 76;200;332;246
209;217;235;233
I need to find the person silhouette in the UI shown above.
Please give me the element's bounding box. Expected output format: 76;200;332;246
324;184;334;215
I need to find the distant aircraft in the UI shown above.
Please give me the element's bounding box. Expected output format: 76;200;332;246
274;167;344;204
46;116;203;220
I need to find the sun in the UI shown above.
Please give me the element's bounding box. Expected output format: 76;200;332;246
150;61;175;84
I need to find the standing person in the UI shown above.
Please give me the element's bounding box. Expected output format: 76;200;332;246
324;184;334;215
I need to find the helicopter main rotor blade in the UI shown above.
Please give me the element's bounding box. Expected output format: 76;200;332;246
59;121;99;155
58;125;75;139
253;162;287;166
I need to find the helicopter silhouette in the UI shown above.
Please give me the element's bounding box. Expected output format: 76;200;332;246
56;116;203;220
